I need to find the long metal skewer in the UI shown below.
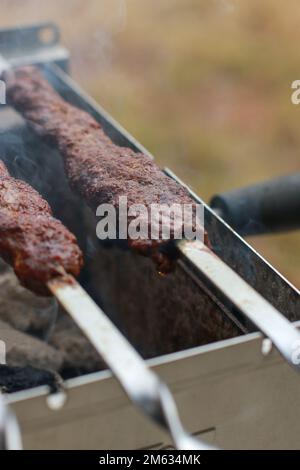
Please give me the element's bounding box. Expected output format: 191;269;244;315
48;274;214;450
178;239;300;372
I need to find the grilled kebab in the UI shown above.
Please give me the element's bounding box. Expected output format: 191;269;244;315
0;160;83;295
5;66;207;272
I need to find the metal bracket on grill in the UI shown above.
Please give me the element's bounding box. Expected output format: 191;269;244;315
0;22;69;73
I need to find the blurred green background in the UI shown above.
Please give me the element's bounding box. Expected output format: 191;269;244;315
1;0;300;286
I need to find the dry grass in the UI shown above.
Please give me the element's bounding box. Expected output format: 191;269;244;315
1;0;300;286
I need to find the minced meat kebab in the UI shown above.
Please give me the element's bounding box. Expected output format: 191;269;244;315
0;160;83;295
5;66;207;272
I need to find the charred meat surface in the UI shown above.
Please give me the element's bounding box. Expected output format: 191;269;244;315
5;66;207;272
0;160;83;295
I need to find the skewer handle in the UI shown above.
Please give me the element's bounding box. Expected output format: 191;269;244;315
210;173;300;236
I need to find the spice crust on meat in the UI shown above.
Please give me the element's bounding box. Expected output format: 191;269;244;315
5;66;208;272
0;160;83;295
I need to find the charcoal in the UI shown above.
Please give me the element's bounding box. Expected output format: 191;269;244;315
0;260;56;337
0;365;59;393
49;314;106;375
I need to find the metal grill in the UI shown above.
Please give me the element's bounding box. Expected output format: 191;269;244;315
0;23;299;450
